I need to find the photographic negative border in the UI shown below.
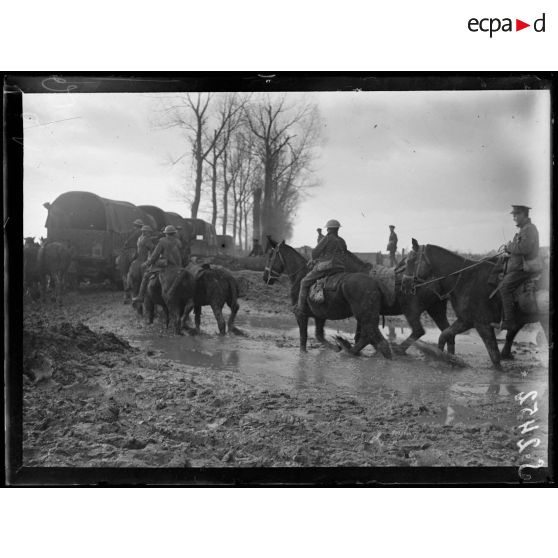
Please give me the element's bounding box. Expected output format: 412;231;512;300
4;72;555;486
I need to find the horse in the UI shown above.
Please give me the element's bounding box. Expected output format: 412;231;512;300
127;259;145;316
185;263;243;335
115;248;134;303
264;237;455;355
403;239;549;369
344;250;456;354
24;238;42;300
37;240;73;304
263;239;391;358
143;266;196;335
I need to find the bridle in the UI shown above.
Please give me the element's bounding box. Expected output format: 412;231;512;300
264;244;285;284
404;244;500;300
264;243;309;285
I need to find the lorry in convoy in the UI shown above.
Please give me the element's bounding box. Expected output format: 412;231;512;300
43;191;218;282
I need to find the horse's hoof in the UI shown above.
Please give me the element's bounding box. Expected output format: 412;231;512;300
230;327;246;336
391;344;406;356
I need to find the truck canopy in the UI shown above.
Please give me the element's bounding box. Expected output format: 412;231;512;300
46;191;147;233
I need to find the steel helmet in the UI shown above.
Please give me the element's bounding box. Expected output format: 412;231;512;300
325;219;341;228
133;219;144;226
164;225;177;234
141;225;152;232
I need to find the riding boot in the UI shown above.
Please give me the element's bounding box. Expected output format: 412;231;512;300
132;272;150;303
499;286;517;330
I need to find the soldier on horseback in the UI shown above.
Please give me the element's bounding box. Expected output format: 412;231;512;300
294;219;348;317
124;219;144;248
494;205;541;331
133;225;182;304
135;225;155;263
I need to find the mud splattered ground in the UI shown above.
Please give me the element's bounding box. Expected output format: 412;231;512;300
22;272;549;469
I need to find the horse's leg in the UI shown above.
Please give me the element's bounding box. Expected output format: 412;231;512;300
211;303;226;336
194;305;202;334
427;300;454;354
438;319;470;352
315;317;337;350
181;299;195;332
297;314;309;352
227;299;243;335
145;298;155;324
354;321;361;344
501;324;523;360
475;323;502;370
397;309;425;355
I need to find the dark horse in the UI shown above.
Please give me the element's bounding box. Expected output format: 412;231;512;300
37;240;73;304
403;239;549;369
144;267;196;335
185;263;243;336
345;250;456;354
263;239;391;358
24;239;42;300
264;237;455;355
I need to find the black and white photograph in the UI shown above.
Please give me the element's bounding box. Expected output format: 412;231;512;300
5;74;552;483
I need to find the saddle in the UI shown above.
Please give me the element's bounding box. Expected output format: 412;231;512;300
308;272;346;304
368;264;396;306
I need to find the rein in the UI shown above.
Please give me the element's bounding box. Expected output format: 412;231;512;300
406;245;504;299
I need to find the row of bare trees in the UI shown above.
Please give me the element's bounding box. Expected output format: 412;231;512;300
158;92;321;251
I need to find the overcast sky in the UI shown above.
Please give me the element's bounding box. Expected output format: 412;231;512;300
23;89;550;253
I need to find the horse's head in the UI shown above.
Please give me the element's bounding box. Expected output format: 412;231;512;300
263;238;286;285
402;238;433;293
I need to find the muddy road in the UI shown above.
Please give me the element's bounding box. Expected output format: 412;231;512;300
22;273;549;469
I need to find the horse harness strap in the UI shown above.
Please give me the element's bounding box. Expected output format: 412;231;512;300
265;245;308;284
412;246;504;297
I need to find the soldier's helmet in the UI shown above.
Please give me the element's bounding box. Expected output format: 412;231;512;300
133;219;144;226
164;225;177;234
325;219;341;228
141;225;152;232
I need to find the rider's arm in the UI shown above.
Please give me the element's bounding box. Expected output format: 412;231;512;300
508;225;538;256
147;240;163;266
311;235;330;259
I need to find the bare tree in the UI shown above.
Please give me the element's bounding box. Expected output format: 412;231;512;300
244;94;321;242
159;93;245;219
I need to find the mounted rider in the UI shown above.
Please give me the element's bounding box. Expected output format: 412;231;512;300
294;219;348;317
134;225;155;263
316;228;325;244
494;205;541;331
124;219;144;255
132;225;183;304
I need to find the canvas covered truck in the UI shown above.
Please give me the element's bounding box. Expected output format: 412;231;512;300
44;191;155;283
184;218;218;257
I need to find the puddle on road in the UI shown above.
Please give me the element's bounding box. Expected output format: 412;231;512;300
134;313;548;417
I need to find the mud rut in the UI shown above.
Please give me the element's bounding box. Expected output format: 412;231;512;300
22;274;549;469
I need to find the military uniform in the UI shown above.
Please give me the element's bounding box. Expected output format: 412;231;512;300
387;226;398;267
133;227;182;303
296;223;348;314
136;233;155;263
500;215;540;327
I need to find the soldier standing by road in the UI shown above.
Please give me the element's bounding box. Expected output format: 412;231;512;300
387;225;398;267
